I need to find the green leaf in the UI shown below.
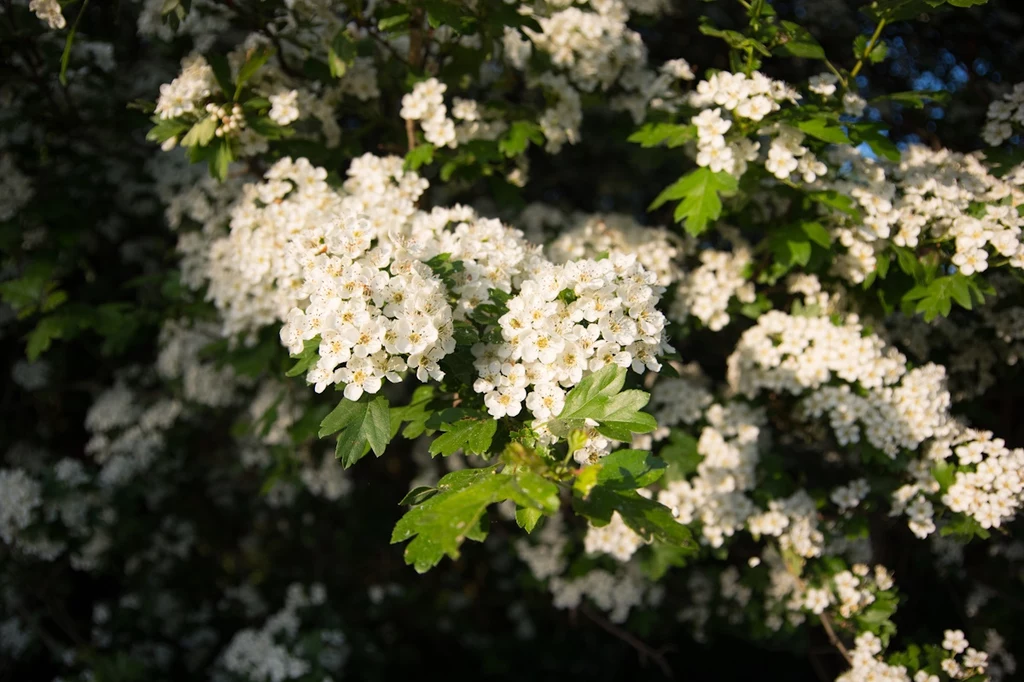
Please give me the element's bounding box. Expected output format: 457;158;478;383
499;121;544;157
515;506;543;533
285;337;320;377
948;274;973;310
871;90;950;109
650;168;738;236
769;224;816;273
807;190;863;219
940;514;991;540
393;385;436;439
797;117;850;144
558;364;627;421
425;0;474;30
400;486;438;506
234;46;274;99
849;123;900;162
510;470;560;514
700;20;771;56
428;416;497;457
146;118;191;144
554;366;657;440
243;96;271;111
573;486;695;548
573;464;602;498
328;30;358;78
892;245;926;282
404;143;435;171
378;13;411;31
206;52;234;97
627;123;697;148
329;396;392;467
659;430;701;481
853;34;888;64
931;462;956;492
180;116;218;148
773;21;826;60
26;316;68;361
210;138;232;181
392;468;524;572
642;542;690;580
589;449;667;491
799;220;832;247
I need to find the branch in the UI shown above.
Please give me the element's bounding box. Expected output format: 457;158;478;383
819;612;853;665
578;603;674;678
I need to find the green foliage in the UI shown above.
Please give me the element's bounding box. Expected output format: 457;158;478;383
428;415;498;457
549;364;657;441
901;274;989;321
286;337;321;377
659;430;702;482
392;467;559;572
328;31;357;78
650;168;738;236
771;21;827;60
797;117;851;144
404;143;435;170
628;123;697;148
321;396;392;467
235;46;274;99
499;121;544;156
854;34;889;63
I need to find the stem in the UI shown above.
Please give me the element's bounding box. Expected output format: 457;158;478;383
405;3;425;152
850;19;886;80
579;604;674;678
776;542;854;667
819;612;854;665
824;59;848;89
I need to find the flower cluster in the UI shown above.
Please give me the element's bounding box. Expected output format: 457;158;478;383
545;211;687;286
935;428;1024;530
475;253;668;419
983;82;1024;146
280;222;455;398
205;157;343;338
689;71;799;177
268;89;300;126
669;232;756;331
817;145;1024;283
401;78;457;148
217;584;348;682
155;53;217;120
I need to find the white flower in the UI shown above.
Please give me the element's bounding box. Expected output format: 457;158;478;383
269;89;300;125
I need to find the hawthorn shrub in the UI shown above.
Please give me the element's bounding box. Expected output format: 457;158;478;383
2;0;1024;680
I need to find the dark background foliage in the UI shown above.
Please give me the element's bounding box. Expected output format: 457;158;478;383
2;1;1022;680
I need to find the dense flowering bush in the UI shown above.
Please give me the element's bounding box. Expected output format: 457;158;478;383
2;0;1024;680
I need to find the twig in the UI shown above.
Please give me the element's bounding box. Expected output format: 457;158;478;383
850;19;887;80
579;603;674;678
776;541;853;666
404;5;426;152
819;612;853;665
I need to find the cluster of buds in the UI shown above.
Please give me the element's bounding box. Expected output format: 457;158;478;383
206;102;245;137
